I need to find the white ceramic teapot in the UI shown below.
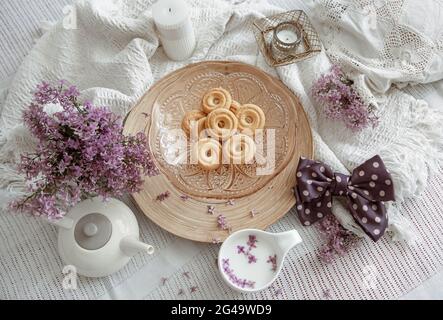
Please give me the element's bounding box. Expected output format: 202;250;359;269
51;197;154;277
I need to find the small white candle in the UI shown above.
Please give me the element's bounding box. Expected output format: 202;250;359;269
276;29;299;44
272;22;302;53
152;0;196;61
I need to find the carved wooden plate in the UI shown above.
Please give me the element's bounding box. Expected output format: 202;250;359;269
150;62;296;199
124;61;313;242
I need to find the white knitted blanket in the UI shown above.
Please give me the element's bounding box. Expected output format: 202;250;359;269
0;0;442;299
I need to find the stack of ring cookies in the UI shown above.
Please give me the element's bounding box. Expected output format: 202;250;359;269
181;87;266;170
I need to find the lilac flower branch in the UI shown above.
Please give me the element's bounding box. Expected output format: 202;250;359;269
317;215;359;263
9;80;159;219
312;65;378;131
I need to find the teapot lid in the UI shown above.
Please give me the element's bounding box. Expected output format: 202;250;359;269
74;213;112;250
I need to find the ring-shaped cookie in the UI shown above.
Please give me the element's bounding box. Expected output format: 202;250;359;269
223;133;256;164
202;87;232;114
182;110;206;136
192;138;222;170
229;100;241;114
236;104;266;135
188;117;207;141
205;108;238;140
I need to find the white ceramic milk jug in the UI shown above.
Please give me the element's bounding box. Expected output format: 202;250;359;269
218;228;302;292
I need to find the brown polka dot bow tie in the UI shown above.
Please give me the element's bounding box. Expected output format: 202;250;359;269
293;155;395;241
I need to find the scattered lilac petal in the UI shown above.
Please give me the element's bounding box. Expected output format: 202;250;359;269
226;199;235;206
274;288;283;296
190;286;198;293
160;277;168;286
156;191;170;201
217;214;229;230
250;208;258;217
237;245;246;254
177;289;184;296
182;271;190;279
247;255;257;264
236;234;259;264
323;288;332;299
221;258;255;289
212;237;222;244
247;235;258;248
180;194;189;201
267;254;277;272
207;205;216;215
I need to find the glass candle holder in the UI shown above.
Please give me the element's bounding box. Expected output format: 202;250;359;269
271;22;302;54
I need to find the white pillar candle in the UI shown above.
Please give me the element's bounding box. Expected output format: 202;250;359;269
152;0;196;61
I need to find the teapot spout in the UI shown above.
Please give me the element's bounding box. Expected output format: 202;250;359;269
120;236;154;257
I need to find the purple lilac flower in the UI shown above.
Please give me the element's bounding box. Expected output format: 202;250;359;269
267;254;277;272
323;288;332;299
208;205;216;215
226;199;235;206
237;245;246;254
221;258;255;289
217;214;229;230
236;235;258;264
317;214;359;263
9;80;159;219
156;191;170;201
247;235;258;248
247;255;257;264
190;286;198;293
312;65;378;131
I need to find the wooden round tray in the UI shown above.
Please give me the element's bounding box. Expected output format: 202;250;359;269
124;61;313;243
